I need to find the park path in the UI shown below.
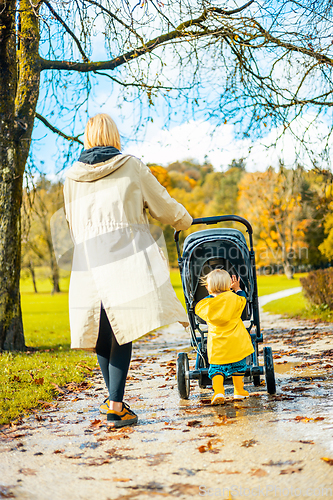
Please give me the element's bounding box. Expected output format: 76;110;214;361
258;287;302;307
1;300;333;500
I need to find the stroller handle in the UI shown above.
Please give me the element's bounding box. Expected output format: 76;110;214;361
174;215;253;243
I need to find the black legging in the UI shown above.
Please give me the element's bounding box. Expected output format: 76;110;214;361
95;306;132;402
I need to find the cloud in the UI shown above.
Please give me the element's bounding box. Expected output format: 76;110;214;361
124;115;333;171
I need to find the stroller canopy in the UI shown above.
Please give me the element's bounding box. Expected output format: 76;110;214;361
181;228;254;306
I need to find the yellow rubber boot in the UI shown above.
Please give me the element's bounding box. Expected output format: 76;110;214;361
232;376;249;400
211;375;225;405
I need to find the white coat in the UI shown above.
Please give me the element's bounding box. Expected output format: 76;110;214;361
63;154;192;349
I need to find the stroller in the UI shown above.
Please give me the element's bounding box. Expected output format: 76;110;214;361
174;215;276;399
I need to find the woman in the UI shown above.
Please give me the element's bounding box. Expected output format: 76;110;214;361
64;113;192;427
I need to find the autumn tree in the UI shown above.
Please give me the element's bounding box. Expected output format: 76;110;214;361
238;165;311;278
2;1;333;349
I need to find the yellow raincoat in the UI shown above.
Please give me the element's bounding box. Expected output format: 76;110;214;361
195;291;254;364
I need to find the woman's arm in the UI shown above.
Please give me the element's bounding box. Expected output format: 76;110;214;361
139;162;192;231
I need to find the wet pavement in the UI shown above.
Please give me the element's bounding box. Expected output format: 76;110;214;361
1;310;333;500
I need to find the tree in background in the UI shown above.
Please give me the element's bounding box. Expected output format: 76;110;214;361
2;0;333;349
21;178;64;294
303;169;333;268
148;159;247;266
317;175;333;262
238;164;311;278
210;159;246;216
21;195;41;294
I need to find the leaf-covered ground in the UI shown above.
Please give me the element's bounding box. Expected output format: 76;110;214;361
0;314;332;500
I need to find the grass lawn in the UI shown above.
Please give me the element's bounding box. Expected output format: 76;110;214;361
256;273;305;296
0;276;97;425
263;292;333;322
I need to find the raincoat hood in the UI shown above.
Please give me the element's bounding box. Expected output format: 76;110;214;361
197;291;245;327
66;152;133;182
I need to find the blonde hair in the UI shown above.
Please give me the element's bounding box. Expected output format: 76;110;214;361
202;269;231;294
84;113;121;150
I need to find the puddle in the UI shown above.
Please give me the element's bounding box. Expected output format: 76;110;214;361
274;361;299;374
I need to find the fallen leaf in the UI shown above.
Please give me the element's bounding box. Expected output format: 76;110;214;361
321;457;333;465
76;363;93;371
86;458;110;466
53;449;64;454
299;440;315;444
187;420;202;427
199;433;218;438
0;485;15;499
90;419;102;428
19;468;37;476
280;466;303;474
293;415;318;423
262;460;301;467
216;416;234;425
145;453;171;466
241;439;258;448
51;383;65;394
198;445;207;453
199;399;211;405
169;484;201;495
250;468;268;477
112;478;131;482
34;377;44;385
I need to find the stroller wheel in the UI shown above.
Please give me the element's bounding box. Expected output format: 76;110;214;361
177;353;190;399
264;346;276;395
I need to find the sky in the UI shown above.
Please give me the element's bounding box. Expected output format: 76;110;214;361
33;109;332;178
31;0;333;178
123;116;333;172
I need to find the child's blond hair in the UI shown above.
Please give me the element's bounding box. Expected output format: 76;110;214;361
84;113;121;150
202;269;231;294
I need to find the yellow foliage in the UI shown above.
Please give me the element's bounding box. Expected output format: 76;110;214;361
238;167;307;266
149;165;172;190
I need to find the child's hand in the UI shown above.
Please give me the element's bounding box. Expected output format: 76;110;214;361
230;275;241;292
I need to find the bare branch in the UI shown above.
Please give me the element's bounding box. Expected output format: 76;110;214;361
40;1;254;71
92;70;192;90
85;0;144;44
252;19;333;67
35;113;83;145
41;0;89;62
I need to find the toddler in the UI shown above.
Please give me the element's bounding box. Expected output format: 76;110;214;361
195;269;254;405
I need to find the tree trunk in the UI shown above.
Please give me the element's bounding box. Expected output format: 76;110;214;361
0;1;40;350
28;261;38;293
51;262;61;294
283;261;294;279
0;1;24;350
